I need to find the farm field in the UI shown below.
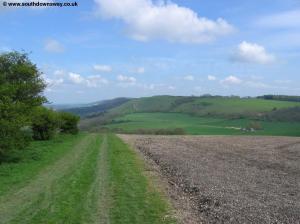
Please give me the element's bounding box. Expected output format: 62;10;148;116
105;112;300;136
121;134;300;224
0;134;175;224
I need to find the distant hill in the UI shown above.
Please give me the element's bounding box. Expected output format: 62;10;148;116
78;95;300;131
61;97;131;117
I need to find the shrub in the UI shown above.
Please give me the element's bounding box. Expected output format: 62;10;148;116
246;121;263;131
59;112;80;134
0;51;46;162
31;107;60;140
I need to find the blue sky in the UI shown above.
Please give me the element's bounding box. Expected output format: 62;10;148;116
1;0;300;103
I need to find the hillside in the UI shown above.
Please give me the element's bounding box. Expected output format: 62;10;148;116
108;96;300;118
79;95;300;133
61;97;131;117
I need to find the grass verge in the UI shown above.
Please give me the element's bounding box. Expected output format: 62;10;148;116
107;134;176;224
0;133;87;197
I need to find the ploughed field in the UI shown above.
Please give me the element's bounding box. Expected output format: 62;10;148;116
120;135;300;224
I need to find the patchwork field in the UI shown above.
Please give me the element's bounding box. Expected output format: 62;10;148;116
121;134;300;224
105;113;300;136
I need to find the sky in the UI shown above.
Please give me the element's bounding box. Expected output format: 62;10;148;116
1;0;300;103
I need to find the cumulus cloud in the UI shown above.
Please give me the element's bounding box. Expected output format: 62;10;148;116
53;69;65;77
44;39;65;53
183;75;194;81
232;41;275;64
141;83;175;91
68;72;108;87
69;72;85;84
221;75;242;85
93;64;112;72
220;75;272;89
117;74;136;83
257;9;300;29
208;75;216;81
86;75;109;87
94;0;234;43
44;76;64;87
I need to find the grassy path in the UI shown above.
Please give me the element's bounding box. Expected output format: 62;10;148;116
0;133;175;224
0;134;98;224
107;134;175;224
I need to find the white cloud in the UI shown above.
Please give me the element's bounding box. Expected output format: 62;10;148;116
69;72;85;84
44;39;65;53
183;75;194;81
221;75;242;85
244;81;270;89
94;0;234;44
232;41;275;64
68;72;108;87
257;9;300;29
168;85;176;90
274;80;291;84
44;77;64;86
208;75;216;81
53;70;65;77
117;74;136;83
86;75;108;87
140;83;175;91
93;64;112;72
135;67;145;74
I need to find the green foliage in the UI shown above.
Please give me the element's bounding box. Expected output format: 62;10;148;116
265;106;300;122
0;51;46;162
258;95;300;102
31;107;60;140
59;112;80;134
246;121;263;130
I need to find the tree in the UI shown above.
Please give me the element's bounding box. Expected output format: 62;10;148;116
59;112;80;134
0;51;46;161
31;107;60;140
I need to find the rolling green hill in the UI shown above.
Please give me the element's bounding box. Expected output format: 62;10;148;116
78;95;300;136
104;113;300;136
61;97;130;117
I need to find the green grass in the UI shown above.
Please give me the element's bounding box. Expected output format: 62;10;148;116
108;96;300;117
107;134;175;224
80;96;300;131
11;134;103;224
0;133;176;223
174;97;300;116
105;112;300;136
0;133;87;197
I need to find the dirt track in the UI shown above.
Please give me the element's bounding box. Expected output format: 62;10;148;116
120;135;300;224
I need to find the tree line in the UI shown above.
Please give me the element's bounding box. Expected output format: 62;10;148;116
257;95;300;102
0;51;79;163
